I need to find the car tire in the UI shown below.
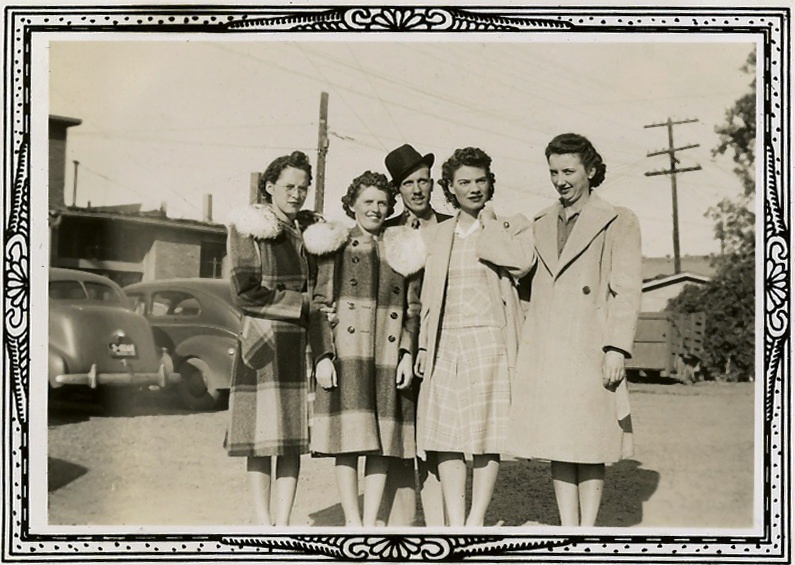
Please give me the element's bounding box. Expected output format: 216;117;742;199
177;358;222;411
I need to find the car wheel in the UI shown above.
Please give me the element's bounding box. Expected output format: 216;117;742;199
177;358;222;411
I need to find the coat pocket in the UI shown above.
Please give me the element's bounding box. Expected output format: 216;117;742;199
239;316;275;370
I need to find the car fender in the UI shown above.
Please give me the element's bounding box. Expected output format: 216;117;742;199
48;347;68;388
174;335;236;390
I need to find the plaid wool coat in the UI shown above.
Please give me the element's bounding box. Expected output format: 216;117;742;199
303;222;425;459
224;203;312;457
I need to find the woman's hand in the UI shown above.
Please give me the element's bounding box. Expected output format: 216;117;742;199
414;349;427;378
396;352;414;390
602;349;626;390
315;357;337;390
320;302;337;324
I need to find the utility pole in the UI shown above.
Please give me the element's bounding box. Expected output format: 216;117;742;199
644;118;702;274
72;160;80;207
314;91;329;213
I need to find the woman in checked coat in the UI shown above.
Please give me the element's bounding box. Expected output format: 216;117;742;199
509;133;642;527
225;150;316;527
303;171;425;527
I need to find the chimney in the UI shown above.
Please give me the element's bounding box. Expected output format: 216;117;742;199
250;172;262;205
203;193;213;222
159;201;168;216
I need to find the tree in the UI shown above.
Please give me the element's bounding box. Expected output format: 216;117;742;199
667;50;756;382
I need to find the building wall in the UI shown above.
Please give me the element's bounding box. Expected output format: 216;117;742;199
49;130;68;209
642;281;705;312
143;235;201;281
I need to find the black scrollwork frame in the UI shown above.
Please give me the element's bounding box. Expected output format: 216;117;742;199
2;4;789;562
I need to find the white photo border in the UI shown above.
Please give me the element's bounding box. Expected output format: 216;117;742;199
3;4;789;562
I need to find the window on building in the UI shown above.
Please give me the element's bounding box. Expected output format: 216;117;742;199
200;241;226;279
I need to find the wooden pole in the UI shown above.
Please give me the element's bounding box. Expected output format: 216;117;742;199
644;118;702;274
72;160;79;207
315;91;329;213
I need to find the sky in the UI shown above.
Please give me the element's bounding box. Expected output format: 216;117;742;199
47;35;756;258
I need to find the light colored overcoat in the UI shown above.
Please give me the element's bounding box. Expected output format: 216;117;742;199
416;211;536;458
509;193;642;464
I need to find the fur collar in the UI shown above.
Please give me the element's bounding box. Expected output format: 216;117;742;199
226;204;282;240
382;226;426;277
302;221;350;255
303;223;426;277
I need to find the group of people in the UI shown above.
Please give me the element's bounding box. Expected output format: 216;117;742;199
223;133;642;529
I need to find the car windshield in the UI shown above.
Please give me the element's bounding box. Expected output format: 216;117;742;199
49;280;122;303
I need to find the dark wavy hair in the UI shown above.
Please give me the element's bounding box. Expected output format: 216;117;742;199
438;147;496;209
258;150;313;203
341;170;397;220
544;133;607;188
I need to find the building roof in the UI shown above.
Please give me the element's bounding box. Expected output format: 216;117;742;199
641;255;716;282
49;206;226;234
49;115;83;127
642;272;710;292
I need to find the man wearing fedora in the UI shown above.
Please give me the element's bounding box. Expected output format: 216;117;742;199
384;143;451;230
381;144;450;527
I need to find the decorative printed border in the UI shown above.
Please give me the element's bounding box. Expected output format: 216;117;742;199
3;4;789;562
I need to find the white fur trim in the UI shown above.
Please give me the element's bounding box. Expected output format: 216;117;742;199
302;221;349;255
226;205;282;239
383;226;427;277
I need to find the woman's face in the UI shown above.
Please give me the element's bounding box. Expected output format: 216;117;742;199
266;166;309;219
352;185;390;235
547;153;594;208
451;165;491;216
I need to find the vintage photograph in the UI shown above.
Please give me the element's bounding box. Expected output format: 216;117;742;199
3;3;788;563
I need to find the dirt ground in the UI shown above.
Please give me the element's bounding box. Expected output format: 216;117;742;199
47;381;756;529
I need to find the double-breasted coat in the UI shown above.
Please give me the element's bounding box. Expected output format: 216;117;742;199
509;193;642;464
416;211;536;458
224;203;312;457
304;222;425;459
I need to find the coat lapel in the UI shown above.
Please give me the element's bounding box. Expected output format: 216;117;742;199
533;205;559;277
556;194;618;278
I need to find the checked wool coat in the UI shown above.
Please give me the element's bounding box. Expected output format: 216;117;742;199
509;193;642;464
224;203;312;457
304;222;425;459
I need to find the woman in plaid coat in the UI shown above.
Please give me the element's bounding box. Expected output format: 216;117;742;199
225;151;316;527
303;171;425;527
414;147;536;526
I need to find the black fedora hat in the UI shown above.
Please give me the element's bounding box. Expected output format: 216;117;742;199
385;144;435;186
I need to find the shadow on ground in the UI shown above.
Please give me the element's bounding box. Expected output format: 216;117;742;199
48;457;88;492
308;458;659;528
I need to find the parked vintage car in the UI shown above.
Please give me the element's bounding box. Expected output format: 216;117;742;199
123;278;241;411
48;268;178;397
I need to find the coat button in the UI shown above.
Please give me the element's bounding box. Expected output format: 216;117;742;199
583;286;591;295
352;256;359;263
350;278;358;287
392;286;400;294
503;221;510;229
388;335;396;342
390;312;398;319
347;326;356;334
347;302;356;310
351;239;359;247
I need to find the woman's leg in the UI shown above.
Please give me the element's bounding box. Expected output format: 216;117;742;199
577;463;605;527
551;460;579;526
418;453;446;526
384;457;418;526
362;455;390;527
247;456;273;526
467;454;500;527
436;452;467;527
273;454;301;527
335;455;362;526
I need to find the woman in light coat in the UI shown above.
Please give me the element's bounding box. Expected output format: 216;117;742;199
304;171;425;527
414;147;535;526
225;150;316;527
509;133;642;527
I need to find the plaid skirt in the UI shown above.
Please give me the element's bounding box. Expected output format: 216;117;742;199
225;320;308;457
421;326;510;456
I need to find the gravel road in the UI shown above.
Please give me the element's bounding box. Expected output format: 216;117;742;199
47;381;756;529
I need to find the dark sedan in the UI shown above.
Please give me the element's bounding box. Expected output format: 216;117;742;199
124;278;241;411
